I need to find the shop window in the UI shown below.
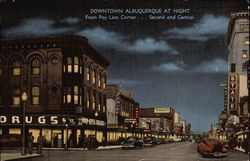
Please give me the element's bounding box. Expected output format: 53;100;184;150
242;50;248;59
245;37;249;45
32;86;40;105
12;59;21;76
73;86;79;104
13;88;21;105
67;57;72;73
74;57;79;73
9;128;21;134
87;91;90;108
31;57;41;75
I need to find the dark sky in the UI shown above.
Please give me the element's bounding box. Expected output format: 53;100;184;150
0;0;248;131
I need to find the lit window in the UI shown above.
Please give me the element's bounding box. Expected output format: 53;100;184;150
74;86;79;104
102;75;106;89
74;57;79;73
98;94;101;111
51;57;59;65
98;73;101;87
67;57;72;73
13;88;21;105
245;37;249;45
12;59;21;76
32;86;40;105
80;60;83;74
87;65;90;81
239;24;245;31
242;50;248;59
93;70;96;84
66;87;72;103
31;57;41;75
92;93;96;110
87;91;90;108
79;87;82;105
103;96;106;113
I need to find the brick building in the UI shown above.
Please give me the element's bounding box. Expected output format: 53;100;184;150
0;35;110;147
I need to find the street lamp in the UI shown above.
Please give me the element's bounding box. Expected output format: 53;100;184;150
94;112;98;138
21;92;27;155
62;118;69;150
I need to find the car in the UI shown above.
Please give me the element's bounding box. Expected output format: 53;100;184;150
155;138;161;145
143;136;157;147
121;136;143;149
197;138;228;157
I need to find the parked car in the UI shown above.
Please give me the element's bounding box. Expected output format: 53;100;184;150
165;138;174;143
0;134;22;149
85;135;99;150
143;136;157;147
197;138;228;157
155;138;161;145
121;136;143;149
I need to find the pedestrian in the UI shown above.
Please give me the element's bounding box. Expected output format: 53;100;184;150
54;135;58;148
27;132;34;154
69;134;73;148
83;135;86;149
102;136;106;147
78;134;83;148
37;133;44;154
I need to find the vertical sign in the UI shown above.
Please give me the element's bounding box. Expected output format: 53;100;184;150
228;73;238;114
135;103;140;128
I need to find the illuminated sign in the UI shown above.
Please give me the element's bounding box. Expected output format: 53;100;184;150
154;108;171;113
0;115;106;126
228;74;238;112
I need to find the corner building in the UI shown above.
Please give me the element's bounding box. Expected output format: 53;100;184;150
0;35;110;147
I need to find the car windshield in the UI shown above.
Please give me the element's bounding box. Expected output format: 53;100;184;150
127;137;137;141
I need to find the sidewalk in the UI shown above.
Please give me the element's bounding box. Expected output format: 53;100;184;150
43;145;122;151
0;145;121;161
1;153;42;161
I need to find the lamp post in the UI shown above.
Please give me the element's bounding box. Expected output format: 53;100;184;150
21;92;27;155
62;118;69;150
95;112;98;138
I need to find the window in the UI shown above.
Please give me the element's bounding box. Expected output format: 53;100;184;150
98;94;101;111
239;24;245;31
242;50;248;59
245;37;249;45
0;86;2;104
67;57;72;73
13;88;21;105
79;87;82;105
12;59;21;76
31;86;40;105
92;93;96;110
51;57;59;65
73;86;79;104
87;91;90;108
93;69;96;84
66;87;72;103
80;60;83;74
0;59;2;76
98;73;101;87
87;65;90;81
246;24;249;30
74;57;79;73
231;63;236;73
31;57;41;75
102;75;106;89
103;96;106;113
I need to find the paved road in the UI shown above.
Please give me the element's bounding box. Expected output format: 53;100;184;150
20;142;249;161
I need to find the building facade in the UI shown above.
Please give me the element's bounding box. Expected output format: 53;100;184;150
224;11;249;145
0;35;110;147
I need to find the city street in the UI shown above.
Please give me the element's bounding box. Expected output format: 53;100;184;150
18;142;249;161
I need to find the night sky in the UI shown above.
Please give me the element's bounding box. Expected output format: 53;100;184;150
0;0;248;132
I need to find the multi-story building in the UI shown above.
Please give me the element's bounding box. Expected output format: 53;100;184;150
226;11;249;143
106;84;138;142
0;35;110;147
139;107;174;136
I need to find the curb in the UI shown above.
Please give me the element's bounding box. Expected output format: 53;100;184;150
1;154;43;161
43;146;122;151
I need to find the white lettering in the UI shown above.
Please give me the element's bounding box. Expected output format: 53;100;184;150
12;116;20;124
26;116;32;124
0;116;7;123
38;116;46;124
51;116;58;124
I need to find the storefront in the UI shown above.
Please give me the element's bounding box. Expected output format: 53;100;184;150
0;114;106;147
